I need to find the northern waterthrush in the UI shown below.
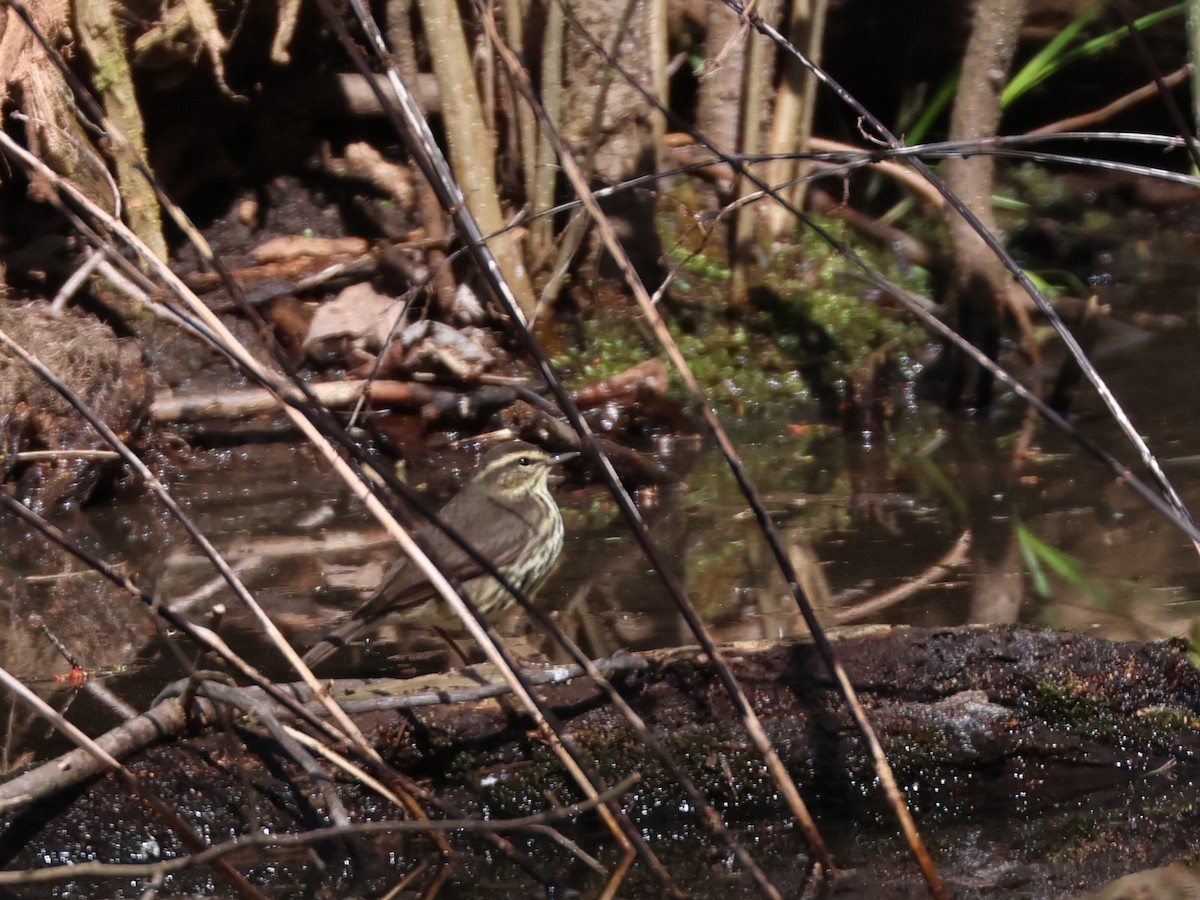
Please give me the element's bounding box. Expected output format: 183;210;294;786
303;440;575;667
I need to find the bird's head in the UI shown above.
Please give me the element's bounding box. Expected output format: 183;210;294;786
470;441;576;502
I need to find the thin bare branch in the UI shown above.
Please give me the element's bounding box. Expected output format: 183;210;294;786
833;531;972;624
1028;64;1192;135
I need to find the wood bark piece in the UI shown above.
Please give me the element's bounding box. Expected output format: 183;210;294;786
149;378;518;423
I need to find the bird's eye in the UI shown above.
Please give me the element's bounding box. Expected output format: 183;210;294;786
518;456;532;466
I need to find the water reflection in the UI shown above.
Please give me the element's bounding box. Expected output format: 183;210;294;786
3;229;1199;771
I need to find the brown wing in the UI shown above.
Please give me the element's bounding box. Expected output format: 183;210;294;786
349;491;533;623
303;480;540;668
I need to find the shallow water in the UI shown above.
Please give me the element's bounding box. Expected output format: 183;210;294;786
2;207;1198;897
5;223;1199;701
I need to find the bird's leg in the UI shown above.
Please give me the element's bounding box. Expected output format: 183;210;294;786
433;626;473;668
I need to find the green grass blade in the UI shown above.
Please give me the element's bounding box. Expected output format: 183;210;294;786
1003;0;1103;108
1003;2;1186;108
1016;522;1111;607
906;72;960;146
1017;522;1053;597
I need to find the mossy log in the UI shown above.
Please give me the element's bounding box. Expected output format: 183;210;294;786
3;625;1200;896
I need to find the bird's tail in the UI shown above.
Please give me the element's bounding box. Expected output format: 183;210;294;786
301;615;366;669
